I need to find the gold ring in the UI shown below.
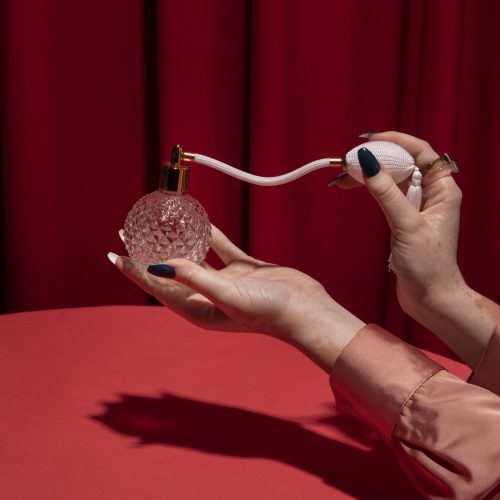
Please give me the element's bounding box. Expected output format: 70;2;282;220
420;153;459;176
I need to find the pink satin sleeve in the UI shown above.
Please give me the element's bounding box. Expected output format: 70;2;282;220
330;324;500;499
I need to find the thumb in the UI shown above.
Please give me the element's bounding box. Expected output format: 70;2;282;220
148;258;232;305
357;147;420;232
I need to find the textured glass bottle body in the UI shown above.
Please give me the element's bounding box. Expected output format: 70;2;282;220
123;189;211;265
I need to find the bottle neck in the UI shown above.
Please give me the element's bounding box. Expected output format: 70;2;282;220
159;188;184;195
159;165;190;192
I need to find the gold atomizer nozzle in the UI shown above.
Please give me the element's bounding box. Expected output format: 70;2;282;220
181;151;196;161
160;144;190;192
329;157;346;168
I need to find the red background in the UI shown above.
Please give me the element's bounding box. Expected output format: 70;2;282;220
1;0;499;355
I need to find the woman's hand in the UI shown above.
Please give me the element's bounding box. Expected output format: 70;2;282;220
108;225;365;372
336;131;498;366
344;132;463;310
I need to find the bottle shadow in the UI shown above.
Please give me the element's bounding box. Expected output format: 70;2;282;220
90;391;422;499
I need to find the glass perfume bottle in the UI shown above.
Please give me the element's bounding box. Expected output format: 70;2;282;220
123;145;211;266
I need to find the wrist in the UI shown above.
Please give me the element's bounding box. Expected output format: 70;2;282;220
285;304;365;373
419;271;468;316
401;276;499;367
397;267;465;320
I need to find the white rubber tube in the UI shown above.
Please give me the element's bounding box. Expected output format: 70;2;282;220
192;141;416;186
193;154;331;186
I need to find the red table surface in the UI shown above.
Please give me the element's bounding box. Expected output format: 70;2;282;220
0;306;470;499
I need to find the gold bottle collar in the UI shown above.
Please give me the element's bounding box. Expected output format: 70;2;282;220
159;144;190;192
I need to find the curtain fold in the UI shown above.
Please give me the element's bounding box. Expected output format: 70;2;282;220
155;0;249;249
1;0;498;356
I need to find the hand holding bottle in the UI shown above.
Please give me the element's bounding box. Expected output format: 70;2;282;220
108;225;365;372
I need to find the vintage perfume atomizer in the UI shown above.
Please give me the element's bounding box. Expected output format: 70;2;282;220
123;141;429;264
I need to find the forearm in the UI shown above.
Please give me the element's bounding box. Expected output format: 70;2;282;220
286;305;365;373
404;278;500;368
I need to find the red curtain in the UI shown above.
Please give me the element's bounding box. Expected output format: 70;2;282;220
1;0;499;356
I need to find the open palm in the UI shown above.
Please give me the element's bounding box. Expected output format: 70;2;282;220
114;226;333;340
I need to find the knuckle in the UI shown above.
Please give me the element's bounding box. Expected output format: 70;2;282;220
374;180;400;205
420;139;431;150
184;266;199;287
440;180;463;207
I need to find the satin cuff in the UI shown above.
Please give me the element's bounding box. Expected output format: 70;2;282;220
329;324;442;443
330;323;500;498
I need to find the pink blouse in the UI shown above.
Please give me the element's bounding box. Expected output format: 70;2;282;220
330;323;500;499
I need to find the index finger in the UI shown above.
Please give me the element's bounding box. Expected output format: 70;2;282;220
210;225;250;265
364;131;439;167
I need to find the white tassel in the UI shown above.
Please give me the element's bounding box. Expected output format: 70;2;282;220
406;166;422;210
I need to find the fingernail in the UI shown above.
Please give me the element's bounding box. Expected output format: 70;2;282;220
328;171;348;186
358;131;380;138
119;229;126;243
357;147;380;177
147;264;176;279
107;252;119;265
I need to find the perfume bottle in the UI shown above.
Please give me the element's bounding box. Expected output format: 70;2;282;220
123;145;211;266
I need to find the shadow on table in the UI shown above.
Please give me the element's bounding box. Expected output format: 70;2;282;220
90;391;422;499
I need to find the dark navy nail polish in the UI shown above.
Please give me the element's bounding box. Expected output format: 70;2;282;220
328;171;348;186
147;264;176;278
357;147;380;177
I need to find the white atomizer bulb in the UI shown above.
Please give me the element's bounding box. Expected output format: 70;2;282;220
343;141;416;184
123;145;211;266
